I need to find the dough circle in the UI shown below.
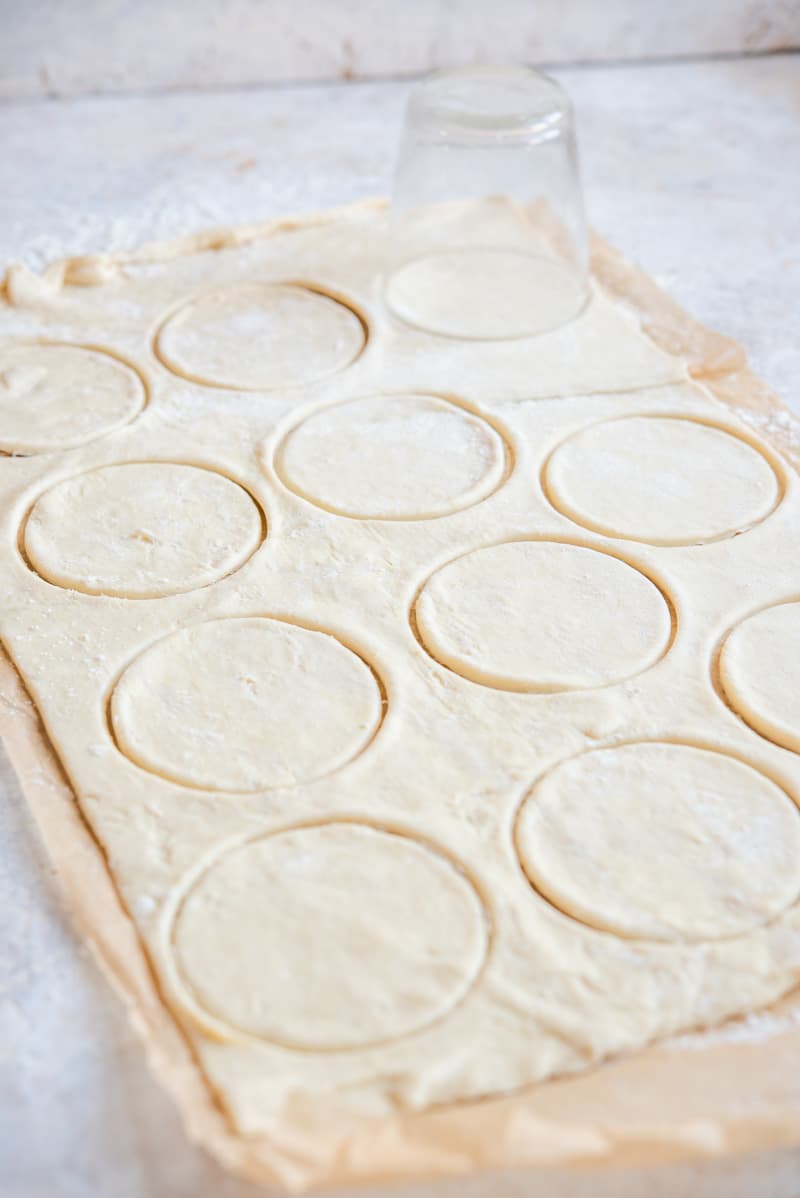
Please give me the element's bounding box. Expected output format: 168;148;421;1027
386;249;586;339
544;415;781;545
0;343;145;454
274;393;507;519
720;601;800;753
24;462;264;598
415;540;672;692
170;822;488;1048
156;283;365;390
111;617;383;791
516;741;800;942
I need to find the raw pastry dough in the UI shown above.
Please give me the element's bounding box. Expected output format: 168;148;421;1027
386;248;586;338
110;617;383;791
0;342;144;454
516;741;800;941
156;282;365;390
168;821;488;1048
415;539;672;691
274;393;506;519
720;601;800;754
3;201;800;1190
544;415;781;544
24;462;263;598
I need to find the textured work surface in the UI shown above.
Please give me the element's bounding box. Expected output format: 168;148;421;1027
2;53;800;1198
3;0;797;99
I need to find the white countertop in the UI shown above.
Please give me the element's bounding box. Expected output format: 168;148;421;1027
1;52;799;1198
4;0;796;100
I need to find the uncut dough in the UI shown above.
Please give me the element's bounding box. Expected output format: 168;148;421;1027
415;539;672;691
170;822;488;1048
111;617;382;791
275;393;506;518
545;415;780;544
720;602;800;753
0;342;144;454
24;462;263;597
157;282;365;390
516;742;800;941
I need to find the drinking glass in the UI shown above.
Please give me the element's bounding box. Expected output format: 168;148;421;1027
385;65;590;339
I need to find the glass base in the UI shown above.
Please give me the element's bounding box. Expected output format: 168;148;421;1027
385;247;589;340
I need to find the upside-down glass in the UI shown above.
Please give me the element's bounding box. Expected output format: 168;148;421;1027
385;65;590;340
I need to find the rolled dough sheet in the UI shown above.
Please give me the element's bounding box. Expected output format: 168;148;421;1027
3;199;800;1192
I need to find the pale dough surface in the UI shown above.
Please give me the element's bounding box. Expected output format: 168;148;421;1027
3;200;800;1190
516;741;800;941
415;539;672;691
386;249;587;338
274;392;506;519
169;821;488;1049
0;342;145;453
156;281;366;390
24;461;264;597
720;601;800;754
110;616;383;791
544;414;781;544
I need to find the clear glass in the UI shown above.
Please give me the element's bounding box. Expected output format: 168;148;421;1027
385;65;590;340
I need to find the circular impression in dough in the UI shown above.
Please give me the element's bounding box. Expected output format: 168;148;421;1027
516;741;800;942
156;282;366;390
386;249;587;339
720;601;800;753
169;822;488;1048
414;539;672;692
274;393;508;519
24;462;264;598
111;617;383;791
544;415;781;545
0;342;145;455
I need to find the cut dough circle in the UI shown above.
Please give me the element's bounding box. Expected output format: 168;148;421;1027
111;617;383;791
170;822;488;1048
156;283;365;390
386;249;587;339
544;415;781;545
720;601;800;753
0;342;145;454
516;741;800;942
24;462;264;598
274;393;507;519
415;540;672;692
